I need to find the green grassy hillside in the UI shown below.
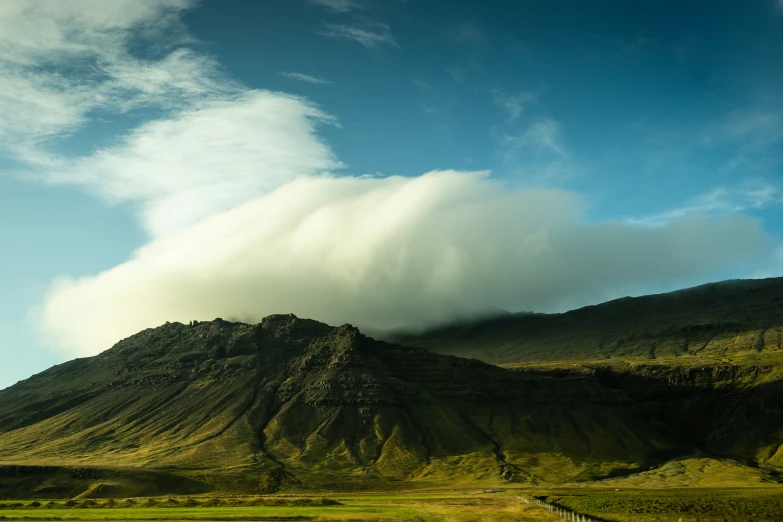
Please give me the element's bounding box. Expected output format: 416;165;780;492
3;278;783;499
383;279;783;488
0;315;671;497
389;278;783;365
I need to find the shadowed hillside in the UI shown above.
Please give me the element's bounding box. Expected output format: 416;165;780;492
2;303;783;498
389;278;783;365
0;315;671;497
385;278;783;485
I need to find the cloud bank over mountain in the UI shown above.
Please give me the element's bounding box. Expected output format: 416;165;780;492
2;1;778;357
41;168;774;356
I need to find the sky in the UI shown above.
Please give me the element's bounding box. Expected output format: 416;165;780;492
1;0;783;390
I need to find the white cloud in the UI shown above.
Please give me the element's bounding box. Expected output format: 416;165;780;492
702;105;783;175
320;21;397;48
0;0;193;66
30;91;342;236
102;48;236;107
523;119;566;156
0;0;228;162
4;0;778;361
492;89;540;121
503;118;567;157
311;0;367;12
40;169;776;357
280;71;333;85
705;107;783;150
0;68;89;149
628;184;783;227
2;1;340;237
1;0;342;239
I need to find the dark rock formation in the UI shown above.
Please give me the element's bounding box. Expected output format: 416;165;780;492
2;296;783;497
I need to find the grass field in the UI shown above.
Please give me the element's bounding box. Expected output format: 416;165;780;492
537;486;783;522
0;487;782;521
0;491;557;521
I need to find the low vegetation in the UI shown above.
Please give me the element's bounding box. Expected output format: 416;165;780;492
0;491;558;521
539;487;783;521
1;487;782;521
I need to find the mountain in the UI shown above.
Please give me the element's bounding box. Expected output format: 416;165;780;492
389;278;783;366
2;278;783;499
0;315;671;498
383;278;783;487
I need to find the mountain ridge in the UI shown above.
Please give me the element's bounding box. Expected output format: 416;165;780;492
0;314;673;496
388;277;783;365
2;279;783;498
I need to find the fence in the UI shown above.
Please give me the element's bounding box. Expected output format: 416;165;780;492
517;496;594;522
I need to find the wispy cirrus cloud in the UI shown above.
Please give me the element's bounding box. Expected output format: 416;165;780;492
280;71;333;85
1;1;340;236
0;0;234;163
503;118;567;157
496;118;575;185
627;184;783;227
36;91;342;236
702;103;783;175
492;89;541;122
311;0;368;12
704;105;783;150
320;20;397;48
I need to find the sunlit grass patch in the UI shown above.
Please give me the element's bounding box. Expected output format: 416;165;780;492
0;491;558;521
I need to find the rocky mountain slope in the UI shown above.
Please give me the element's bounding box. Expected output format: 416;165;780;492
2;277;783;498
390;278;783;365
0;315;671;497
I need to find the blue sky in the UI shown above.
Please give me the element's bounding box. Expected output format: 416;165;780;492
194;0;783;216
1;0;782;390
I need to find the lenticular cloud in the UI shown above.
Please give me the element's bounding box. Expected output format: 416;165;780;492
40;169;774;357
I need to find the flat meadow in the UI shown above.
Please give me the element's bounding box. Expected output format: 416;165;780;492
0;491;553;522
1;487;782;521
541;486;783;522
